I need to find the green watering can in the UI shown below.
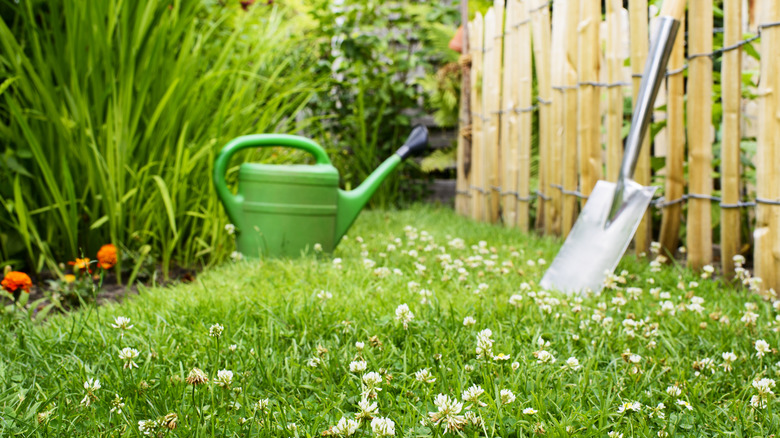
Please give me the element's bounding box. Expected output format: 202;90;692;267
213;126;428;258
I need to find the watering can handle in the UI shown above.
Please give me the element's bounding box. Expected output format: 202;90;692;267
213;134;332;230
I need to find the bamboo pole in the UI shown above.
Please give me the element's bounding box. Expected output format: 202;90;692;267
687;0;713;270
561;0;580;237
456;0;472;217
658;15;686;257
549;0;567;236
720;0;742;276
577;0;601;198
630;0;650;255
484;1;505;223
605;0;623;182
530;0;552;233
516;0;533;231
501;0;520;227
470;14;486;222
754;1;780;294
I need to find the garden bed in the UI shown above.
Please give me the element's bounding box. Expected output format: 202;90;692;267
1;206;777;437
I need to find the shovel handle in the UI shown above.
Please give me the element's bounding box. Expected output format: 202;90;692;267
660;0;686;21
607;8;681;224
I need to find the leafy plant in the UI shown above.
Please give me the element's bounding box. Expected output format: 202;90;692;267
306;0;459;207
0;0;324;276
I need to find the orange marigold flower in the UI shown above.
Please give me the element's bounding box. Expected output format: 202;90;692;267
69;258;91;273
97;244;118;270
2;271;33;294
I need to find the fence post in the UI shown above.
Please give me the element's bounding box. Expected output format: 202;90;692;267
501;0;520;228
516;0;533;231
456;1;472;217
530;0;553;233
658;14;686;257
561;0;580;237
549;0;568;236
577;0;601;199
687;0;713;270
720;0;742;276
469;14;486;222
754;1;780;295
484;2;505;223
630;0;650;256
605;0;623;183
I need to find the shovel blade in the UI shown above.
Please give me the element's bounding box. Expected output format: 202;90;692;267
540;180;656;294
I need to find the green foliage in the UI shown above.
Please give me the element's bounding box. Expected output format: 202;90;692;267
0;1;323;275
306;0;459;207
0;207;777;436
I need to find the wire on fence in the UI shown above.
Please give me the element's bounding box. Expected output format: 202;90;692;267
651;193;780;209
549;184;590;200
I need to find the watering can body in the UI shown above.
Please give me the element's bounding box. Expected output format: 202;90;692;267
213;127;428;258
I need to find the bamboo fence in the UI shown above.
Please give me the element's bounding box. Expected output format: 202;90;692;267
458;0;780;294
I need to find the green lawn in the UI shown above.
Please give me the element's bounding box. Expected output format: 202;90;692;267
1;206;778;437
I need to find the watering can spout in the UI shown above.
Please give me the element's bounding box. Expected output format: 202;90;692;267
335;125;428;243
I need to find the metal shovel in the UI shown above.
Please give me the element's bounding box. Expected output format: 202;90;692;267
540;0;686;294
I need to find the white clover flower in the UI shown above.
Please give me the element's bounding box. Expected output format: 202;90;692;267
80;378;101;406
356;398;378;422
565;357;581;370
617;401;642;413
461;384;487;407
355;341;365;351
722;352;737;372
118;347;140;369
395;304;414;329
517;407;535;415
414;368;436;383
362;372;383;399
230;251;243;262
307;357;321;368
214;369;233;388
676;399;693;411
313;243;323;252
666;384;682;397
756;339;771;358
254;398;270;413
316;290;333;301
224;223;235;235
110;394;125;413
332;417;359;436
734;254;746;266
370;417;395;436
463;316;476;327
428;394;466;433
464;411;482;426
111;316;134;332
350;360;367;373
742;311;759;326
752;377;776;396
608;432;623;438
476;329;494;359
209;323;224;338
511;361;520;371
751;394;767;409
534;350;556;364
629;354;642;364
648;402;666;419
362;258;376;269
509;294;523;307
287;423;298;431
333;258;342;269
500;389;516;405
